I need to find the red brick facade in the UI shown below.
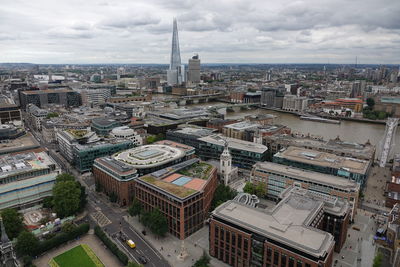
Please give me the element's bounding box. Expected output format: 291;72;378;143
135;167;218;240
210;219;334;267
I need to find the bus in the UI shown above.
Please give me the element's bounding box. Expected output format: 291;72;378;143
126;239;136;249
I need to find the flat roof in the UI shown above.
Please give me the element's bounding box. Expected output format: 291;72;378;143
213;199;334;259
224;121;260;130
0;133;40;155
198;134;268;154
274;146;369;175
253;162;360;192
139;176;197;199
171;126;216;138
266;134;375;160
0;151;58;179
113;143;189;169
21;89;74;94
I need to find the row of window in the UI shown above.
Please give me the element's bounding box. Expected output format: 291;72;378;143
266;247;312;267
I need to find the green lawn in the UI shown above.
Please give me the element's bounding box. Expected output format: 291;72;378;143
49;244;104;267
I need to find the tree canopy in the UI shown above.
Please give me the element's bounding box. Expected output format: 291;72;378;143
211;184;237;210
366;98;375;109
128;199;142;217
15;231;39;257
55;173;75;183
140;209;168;237
53;180;81;217
243;182;266;197
1;208;24;240
51;173;86;217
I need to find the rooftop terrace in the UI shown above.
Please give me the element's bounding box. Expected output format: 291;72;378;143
0;151;57;179
140;176;197;198
178;162;213;180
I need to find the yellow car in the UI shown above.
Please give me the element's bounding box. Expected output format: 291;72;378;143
126;239;136;249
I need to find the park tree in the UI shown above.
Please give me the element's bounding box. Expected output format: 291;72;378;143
15;231;39;256
61;222;76;233
243;182;255;194
1;208;24;240
140;209;168;237
128;199;142;217
149;209;168;237
42;196;54;209
53;180;81;217
211;184;237;210
255;182;267;197
55;173;75;183
366;98;375;109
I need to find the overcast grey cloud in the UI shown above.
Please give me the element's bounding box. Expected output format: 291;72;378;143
0;0;399;64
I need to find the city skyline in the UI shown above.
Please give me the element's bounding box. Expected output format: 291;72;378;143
1;0;399;64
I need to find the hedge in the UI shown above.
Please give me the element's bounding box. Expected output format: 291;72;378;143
94;225;128;265
36;223;90;256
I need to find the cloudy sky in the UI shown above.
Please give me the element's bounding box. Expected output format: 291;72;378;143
1;0;399;64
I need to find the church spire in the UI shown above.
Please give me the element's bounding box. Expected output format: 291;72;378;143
0;220;9;244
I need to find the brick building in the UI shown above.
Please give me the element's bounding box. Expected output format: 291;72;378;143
92;140;195;206
209;187;350;267
135;158;217;239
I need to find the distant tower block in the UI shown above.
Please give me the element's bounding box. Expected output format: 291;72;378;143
167;18;185;86
379;117;399;167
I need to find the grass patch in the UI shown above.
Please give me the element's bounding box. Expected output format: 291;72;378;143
178;162;213;180
51;244;104;267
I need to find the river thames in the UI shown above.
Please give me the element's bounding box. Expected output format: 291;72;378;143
191;101;400;158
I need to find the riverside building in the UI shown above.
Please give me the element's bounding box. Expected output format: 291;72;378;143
273;146;371;185
251;161;359;220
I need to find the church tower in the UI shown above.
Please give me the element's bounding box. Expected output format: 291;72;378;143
220;141;232;186
0;220;19;267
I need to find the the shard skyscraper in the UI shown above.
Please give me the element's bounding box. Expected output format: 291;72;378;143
167;18;185;85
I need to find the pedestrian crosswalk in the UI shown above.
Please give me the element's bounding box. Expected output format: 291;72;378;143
90;211;111;227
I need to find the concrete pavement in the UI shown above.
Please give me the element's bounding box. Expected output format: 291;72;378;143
332;209;379;267
124;215;230;267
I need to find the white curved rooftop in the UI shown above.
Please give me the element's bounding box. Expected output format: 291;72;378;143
111;126;135;136
114;144;185;168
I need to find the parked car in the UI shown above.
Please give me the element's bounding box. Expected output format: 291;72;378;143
139;256;147;264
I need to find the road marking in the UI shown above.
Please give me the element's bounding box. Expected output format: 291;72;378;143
128;225;162;259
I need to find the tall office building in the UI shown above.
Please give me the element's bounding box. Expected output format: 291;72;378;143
188;54;201;84
167;19;185;85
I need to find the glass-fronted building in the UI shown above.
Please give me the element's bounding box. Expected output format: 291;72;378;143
74;140;133;172
273;146;371;185
197;134;268;170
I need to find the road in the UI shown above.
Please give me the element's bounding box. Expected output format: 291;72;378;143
86;191;170;267
26;120;170;267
